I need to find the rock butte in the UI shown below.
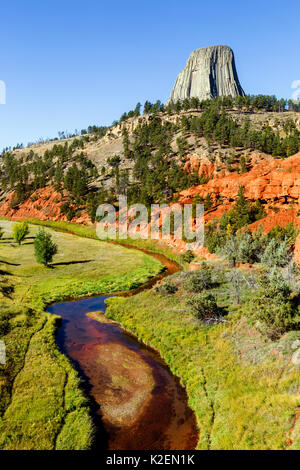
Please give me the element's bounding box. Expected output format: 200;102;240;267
169;45;245;102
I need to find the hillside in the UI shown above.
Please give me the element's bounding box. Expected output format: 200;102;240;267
1;96;300;257
1;96;300;450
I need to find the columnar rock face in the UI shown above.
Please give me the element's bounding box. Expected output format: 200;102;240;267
169;45;245;102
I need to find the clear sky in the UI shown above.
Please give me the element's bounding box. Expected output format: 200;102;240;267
0;0;299;149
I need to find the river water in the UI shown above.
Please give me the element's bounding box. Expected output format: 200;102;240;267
47;249;198;450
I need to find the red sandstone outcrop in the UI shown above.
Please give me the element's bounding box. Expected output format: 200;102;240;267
249;207;300;233
1;152;300;261
179;152;300;206
183;154;215;179
0;186;91;225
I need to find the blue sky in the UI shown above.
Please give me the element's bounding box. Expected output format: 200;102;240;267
0;0;299;149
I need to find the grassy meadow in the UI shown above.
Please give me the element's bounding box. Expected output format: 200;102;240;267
0;220;163;307
105;269;300;450
0;220;163;450
16;218;185;266
1;218;300;450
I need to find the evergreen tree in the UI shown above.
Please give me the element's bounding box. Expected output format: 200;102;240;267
261;238;291;267
122;128;131;158
34;229;58;267
134;102;141;117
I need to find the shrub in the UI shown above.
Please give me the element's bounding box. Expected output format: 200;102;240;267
237;232;257;263
67;207;76;221
219;235;240;266
9;196;19;209
34;229;58;266
12;221;29;245
219;228;267;266
246;271;300;336
182;250;196;264
205;220;225;253
268;222;299;245
60;201;70;215
183;266;213;292
261;238;291;267
186;292;220;322
154;279;178;295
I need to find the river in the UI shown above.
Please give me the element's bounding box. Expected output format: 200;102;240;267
47;248;198;450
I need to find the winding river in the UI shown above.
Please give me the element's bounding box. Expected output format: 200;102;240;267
47;249;198;450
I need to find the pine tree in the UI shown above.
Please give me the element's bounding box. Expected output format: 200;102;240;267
34;229;58;266
122;128;131;158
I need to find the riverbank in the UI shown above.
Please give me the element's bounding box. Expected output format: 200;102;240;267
1;218;300;450
0;220;165;450
105;271;300;450
48;297;198;450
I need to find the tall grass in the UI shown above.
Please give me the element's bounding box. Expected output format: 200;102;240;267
105;277;300;450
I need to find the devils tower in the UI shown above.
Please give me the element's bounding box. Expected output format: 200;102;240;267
169;45;245;102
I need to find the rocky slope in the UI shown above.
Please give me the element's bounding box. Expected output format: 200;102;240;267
0;186;90;224
169;45;245;102
4;108;299;197
179;151;300;237
179;152;300;206
1;108;300;260
2;151;300;261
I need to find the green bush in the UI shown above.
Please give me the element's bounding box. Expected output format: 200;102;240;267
34;229;58;266
12;221;29;245
60;201;70;215
268;222;299;245
67;207;76;221
246;271;300;335
183;266;213;292
154;279;178;295
182;250;196;264
219;228;268;266
186;292;220;321
261;238;291;267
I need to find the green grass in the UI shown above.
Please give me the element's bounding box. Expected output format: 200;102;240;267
0;220;163;307
105;271;300;450
2;217;300;450
8;218;186;267
0;220;164;450
0;312;92;450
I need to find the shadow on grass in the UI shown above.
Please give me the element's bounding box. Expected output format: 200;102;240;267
1;236;35;243
0;284;14;298
51;260;94;267
0;260;20;266
0;269;13;276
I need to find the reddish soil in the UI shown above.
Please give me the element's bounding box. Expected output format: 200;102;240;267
0;186;91;225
